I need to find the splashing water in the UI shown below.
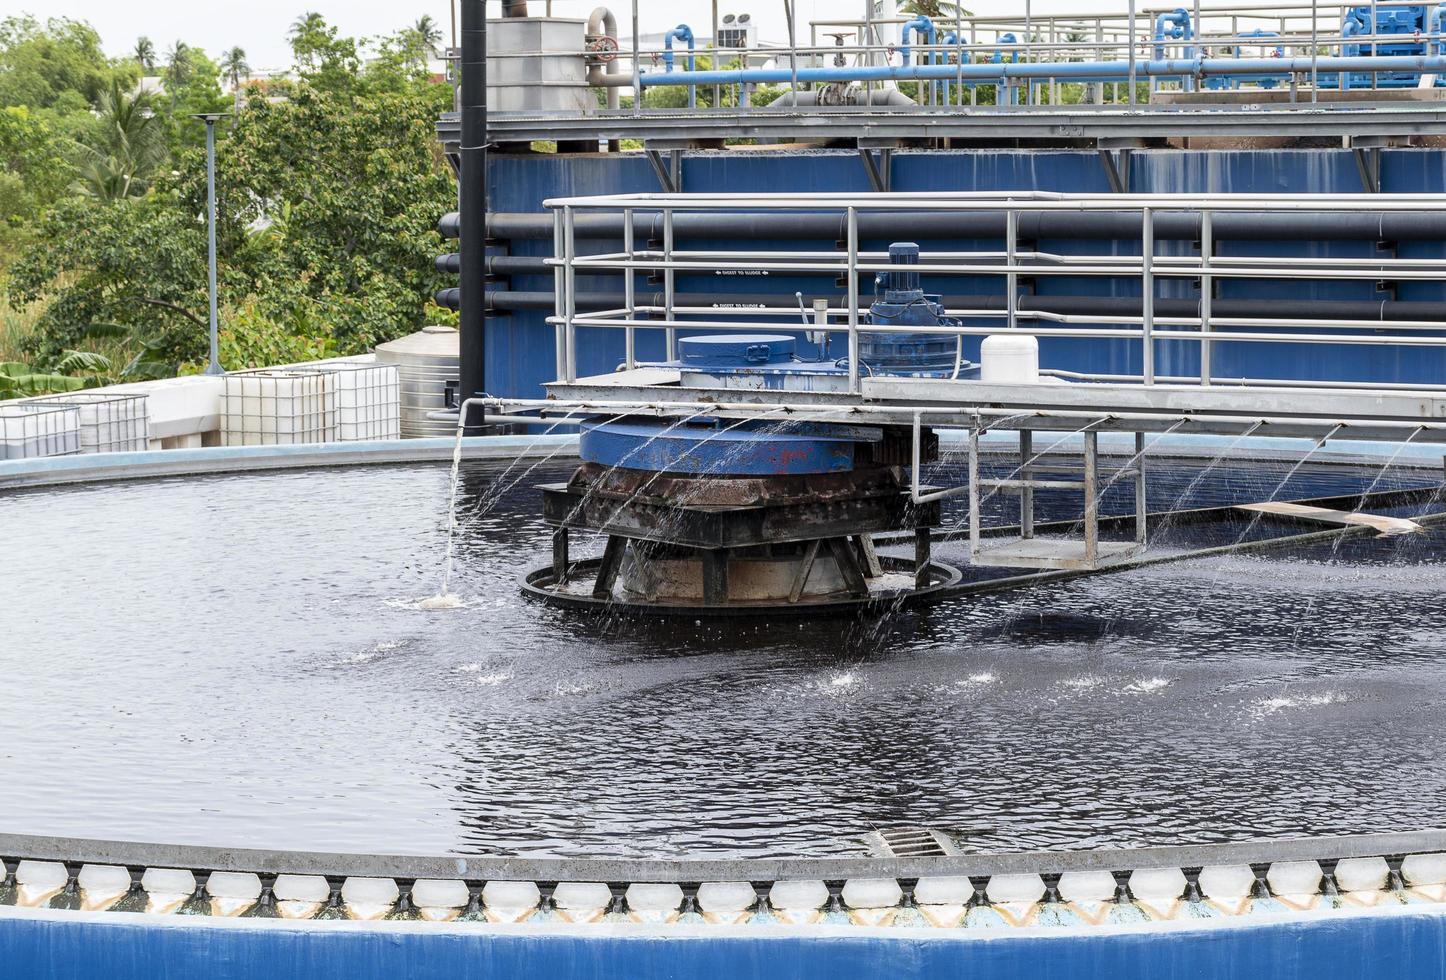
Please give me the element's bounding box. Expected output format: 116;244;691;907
426;415;469;610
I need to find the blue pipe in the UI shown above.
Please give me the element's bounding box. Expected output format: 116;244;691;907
1340;9;1372;87
662;24;697;107
899;15;935;67
992;33;1019;104
1153;9;1195;90
941;32;967;104
1431;4;1446;58
637;53;1446;87
900;15;937;102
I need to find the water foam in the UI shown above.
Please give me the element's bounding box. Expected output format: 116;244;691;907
1251;691;1349;718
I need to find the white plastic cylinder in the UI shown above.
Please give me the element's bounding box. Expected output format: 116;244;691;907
980;333;1040;384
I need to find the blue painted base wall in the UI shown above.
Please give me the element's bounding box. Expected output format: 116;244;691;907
6;907;1446;980
485;148;1446;400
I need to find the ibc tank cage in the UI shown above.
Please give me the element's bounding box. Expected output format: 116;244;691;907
0;402;82;459
24;391;150;454
222;363;400;446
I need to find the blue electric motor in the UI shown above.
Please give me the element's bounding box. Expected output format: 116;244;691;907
860;242;961;375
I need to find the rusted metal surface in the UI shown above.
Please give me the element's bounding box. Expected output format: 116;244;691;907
565;462;907;507
541;484;939;549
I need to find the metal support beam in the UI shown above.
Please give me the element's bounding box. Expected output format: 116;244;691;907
855;534;883;578
827;537;870;597
701;549;729;605
788;539;822;603
1083;431;1099;564
1098;148;1132;193
1134;431;1148;545
1353;146;1382;194
552;527;570;584
644;149;682;193
857;148;893;192
913;527;932;589
1019;430;1035;539
593;535;627;598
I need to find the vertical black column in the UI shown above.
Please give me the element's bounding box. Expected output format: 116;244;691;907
458;0;487;432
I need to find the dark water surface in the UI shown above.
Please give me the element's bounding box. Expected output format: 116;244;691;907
3;455;1445;857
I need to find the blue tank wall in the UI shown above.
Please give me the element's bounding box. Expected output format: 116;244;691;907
485;149;1446;399
6;906;1446;980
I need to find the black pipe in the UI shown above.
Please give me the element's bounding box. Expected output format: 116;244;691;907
458;0;487;431
479;289;1446;323
479;209;1446;243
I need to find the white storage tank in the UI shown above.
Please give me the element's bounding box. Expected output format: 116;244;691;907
26;391;150;453
487;17;594;115
980;333;1040;384
281;362;400;442
221;369;333;446
0;402;82;459
374;326;460;439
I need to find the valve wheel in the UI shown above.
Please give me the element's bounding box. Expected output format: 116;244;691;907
587;34;620;62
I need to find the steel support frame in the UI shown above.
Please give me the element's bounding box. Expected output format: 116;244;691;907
857;146;894;192
644;148;683;194
964;426;1148;570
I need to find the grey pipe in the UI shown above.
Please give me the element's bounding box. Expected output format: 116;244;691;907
478;209;1446;243
585;7;622;108
472;289;1446;322
769;87;915;107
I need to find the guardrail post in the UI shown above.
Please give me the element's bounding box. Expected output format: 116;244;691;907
1142;205;1154;385
564;205;577;382
664;205;677;362
623;207;636;370
1006;208;1018;330
553;208;567;384
847;206;860;395
1200;208;1212;385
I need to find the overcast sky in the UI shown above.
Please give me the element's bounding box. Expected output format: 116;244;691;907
13;0;1126;74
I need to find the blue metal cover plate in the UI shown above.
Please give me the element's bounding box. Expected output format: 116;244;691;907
579;419;855;475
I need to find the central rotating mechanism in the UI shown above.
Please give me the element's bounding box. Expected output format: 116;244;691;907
523;242;967;615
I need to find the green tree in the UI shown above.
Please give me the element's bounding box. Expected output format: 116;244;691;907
365;29;435;92
133;36;156;72
228;85;453;350
289;12;359;92
159;46;229;154
220;46;250;111
0;16;124;110
899;1;972;18
9;192;210;367
11;82;454;364
413;15;442;58
0;105;70;221
163;40;192;106
70;78;166;200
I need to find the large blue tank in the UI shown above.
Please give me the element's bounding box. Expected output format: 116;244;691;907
482;148;1446;400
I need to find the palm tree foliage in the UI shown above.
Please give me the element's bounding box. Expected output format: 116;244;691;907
133;36;156;71
413;15;442;57
220;46;249;87
70;79;166;200
900;1;972;18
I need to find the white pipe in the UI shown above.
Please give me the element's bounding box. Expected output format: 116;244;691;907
586;6;623;106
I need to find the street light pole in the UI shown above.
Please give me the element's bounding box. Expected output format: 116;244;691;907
192;113;230;376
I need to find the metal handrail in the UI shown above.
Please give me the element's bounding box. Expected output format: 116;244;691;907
547;193;1446;392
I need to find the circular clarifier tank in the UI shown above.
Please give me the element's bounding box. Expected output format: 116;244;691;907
2;454;1445;859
